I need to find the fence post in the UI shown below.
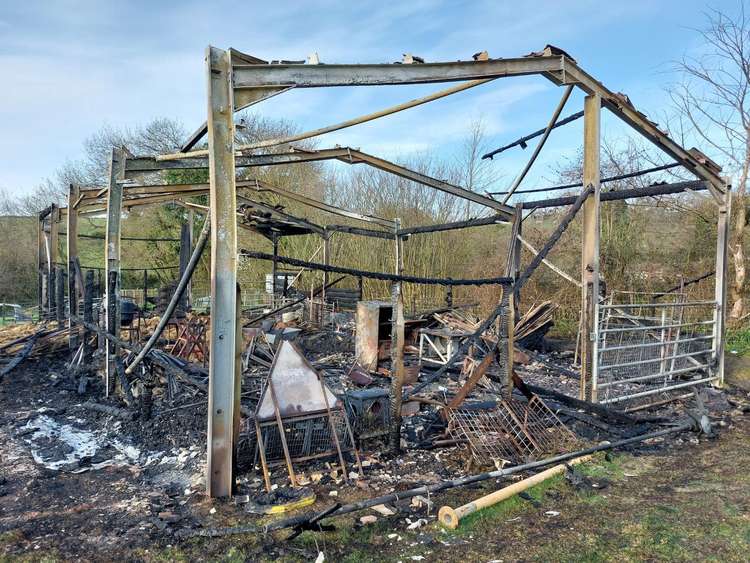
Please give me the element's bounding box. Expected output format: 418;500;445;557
84;270;94;362
56;267;65;327
49;268;57;322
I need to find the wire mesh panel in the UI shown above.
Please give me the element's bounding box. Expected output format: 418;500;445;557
446;395;579;466
255;410;354;464
594;292;718;405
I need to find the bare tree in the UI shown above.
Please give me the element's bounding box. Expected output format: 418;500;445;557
671;5;750;320
455;117;500;219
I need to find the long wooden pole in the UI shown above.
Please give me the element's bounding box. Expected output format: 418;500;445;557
438;455;592;529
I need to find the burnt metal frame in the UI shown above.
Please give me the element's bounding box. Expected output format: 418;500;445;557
39;45;731;498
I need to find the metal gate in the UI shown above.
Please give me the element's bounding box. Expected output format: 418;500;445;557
593;291;718;405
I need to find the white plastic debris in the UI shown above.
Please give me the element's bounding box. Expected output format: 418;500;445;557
407;518;428;530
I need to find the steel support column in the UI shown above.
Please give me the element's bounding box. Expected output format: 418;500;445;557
105;148;126;396
67;184;80;351
206;45;239;498
714;186;731;386
580;94;601;402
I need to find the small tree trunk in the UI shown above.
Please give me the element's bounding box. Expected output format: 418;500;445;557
729;157;749;322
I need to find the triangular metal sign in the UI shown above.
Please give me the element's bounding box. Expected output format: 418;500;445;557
256;340;339;420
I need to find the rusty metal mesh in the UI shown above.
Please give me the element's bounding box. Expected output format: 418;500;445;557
252;409;353;464
446;395;579;465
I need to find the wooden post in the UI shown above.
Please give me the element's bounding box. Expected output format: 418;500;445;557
143;269;148;311
48;205;59;316
37;213;45;319
271;233;279;306
714;185;731;386
388;281;405;453
49;205;59;274
187;209;194;309
179;221;191;312
510;204;523;321
56;267;65;327
388;218;405;453
580;94;601;402
206;45;239;498
322;230;330;304
105;148;126;397
68;185;80;351
507;290;515;394
49;268;56;321
84;270;94;362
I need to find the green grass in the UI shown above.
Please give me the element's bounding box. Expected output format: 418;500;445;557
727;327;750;356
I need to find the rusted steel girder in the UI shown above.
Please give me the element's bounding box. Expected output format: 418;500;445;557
205;46;239;498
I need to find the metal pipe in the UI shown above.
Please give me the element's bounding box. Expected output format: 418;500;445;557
501;85;574;205
240;250;512;286
517;235;581;287
489;162;681;195
600;334;713;353
598;351;712;372
124;212;210;375
599;300;716;309
482;110;584;160
600;378;717;404
598;365;711;388
599;320;714;334
521;180;708;210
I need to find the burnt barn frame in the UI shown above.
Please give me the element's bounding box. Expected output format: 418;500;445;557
37;44;730;498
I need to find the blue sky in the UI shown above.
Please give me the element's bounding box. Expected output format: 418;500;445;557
0;0;738;196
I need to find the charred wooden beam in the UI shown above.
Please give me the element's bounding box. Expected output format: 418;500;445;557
516;186;594;288
324;224;395;239
240;250;513;286
521;180;708;210
397;214;507;236
483;111;584;160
